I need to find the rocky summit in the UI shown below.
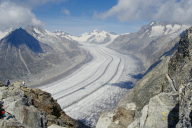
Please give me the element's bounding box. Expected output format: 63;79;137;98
96;27;192;128
0;81;89;128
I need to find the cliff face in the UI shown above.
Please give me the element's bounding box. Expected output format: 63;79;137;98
97;27;192;128
166;27;192;127
0;81;89;128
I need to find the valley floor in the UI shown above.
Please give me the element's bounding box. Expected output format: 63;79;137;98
39;42;144;127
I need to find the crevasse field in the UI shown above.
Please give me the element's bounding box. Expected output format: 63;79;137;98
40;41;143;127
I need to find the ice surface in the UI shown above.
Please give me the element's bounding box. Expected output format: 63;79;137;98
39;40;142;127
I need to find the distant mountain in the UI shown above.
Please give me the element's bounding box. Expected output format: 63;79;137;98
53;30;70;36
54;29;119;44
0;27;87;85
109;21;190;69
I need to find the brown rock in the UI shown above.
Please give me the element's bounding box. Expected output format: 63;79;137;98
20;87;82;128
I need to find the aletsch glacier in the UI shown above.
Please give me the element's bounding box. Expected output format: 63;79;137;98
32;22;189;127
39;34;143;126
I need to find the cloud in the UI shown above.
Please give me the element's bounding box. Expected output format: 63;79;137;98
93;0;192;25
61;8;70;15
0;1;43;30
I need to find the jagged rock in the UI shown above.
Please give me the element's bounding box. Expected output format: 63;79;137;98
0;81;89;128
111;103;137;128
48;124;67;128
123;92;179;128
127;118;139;128
20;87;80;128
96;109;117;128
161;27;192;127
139;105;149;128
144;92;179;128
0;119;27;128
176;83;192;128
167;27;192;91
14;105;47;128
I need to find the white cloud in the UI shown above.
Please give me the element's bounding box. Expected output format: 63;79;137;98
0;1;43;30
94;0;192;25
61;8;70;15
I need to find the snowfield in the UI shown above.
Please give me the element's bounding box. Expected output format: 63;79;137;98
39;41;143;127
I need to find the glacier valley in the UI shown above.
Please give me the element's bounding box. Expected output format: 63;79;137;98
39;41;144;127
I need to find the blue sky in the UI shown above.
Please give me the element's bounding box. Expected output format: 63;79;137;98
32;0;148;35
0;0;191;36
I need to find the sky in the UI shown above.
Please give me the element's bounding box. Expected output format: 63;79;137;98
0;0;191;36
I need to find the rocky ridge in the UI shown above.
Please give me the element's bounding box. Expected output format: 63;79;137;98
109;21;189;69
0;81;89;128
96;27;192;127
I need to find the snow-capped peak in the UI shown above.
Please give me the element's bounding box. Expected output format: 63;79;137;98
63;29;119;44
141;21;190;39
53;30;70;36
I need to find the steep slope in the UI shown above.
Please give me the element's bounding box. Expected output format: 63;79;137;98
0;27;87;86
109;21;189;69
96;27;192;128
54;29;119;44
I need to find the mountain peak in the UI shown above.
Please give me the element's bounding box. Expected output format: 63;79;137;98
1;28;43;53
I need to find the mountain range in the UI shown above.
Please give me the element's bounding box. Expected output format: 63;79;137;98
0;26;87;86
109;21;189;69
54;29;119;44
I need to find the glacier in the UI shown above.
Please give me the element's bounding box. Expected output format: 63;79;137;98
39;41;143;127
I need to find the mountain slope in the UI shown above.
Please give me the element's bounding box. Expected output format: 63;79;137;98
0;27;87;86
109;21;189;69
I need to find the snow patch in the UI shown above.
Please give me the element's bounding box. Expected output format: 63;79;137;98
150;22;154;25
164;24;181;35
149;25;165;37
33;28;43;35
140;30;148;38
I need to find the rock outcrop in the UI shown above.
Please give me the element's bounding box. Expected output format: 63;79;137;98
96;27;192;128
0;81;89;128
166;27;192;127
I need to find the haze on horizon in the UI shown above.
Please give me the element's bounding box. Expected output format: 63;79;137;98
0;0;191;36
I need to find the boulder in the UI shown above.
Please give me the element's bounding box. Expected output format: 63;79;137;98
96;109;116;128
142;92;179;128
112;103;136;128
20;85;88;128
14;105;47;128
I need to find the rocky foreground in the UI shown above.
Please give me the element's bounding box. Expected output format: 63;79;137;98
96;27;192;127
0;81;89;128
